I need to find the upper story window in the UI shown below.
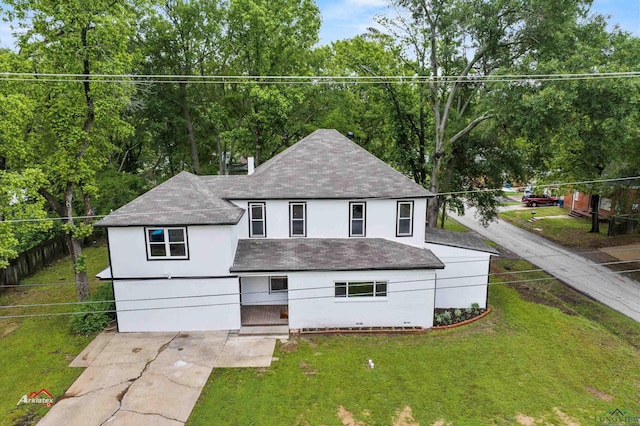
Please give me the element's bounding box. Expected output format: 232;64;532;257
248;202;266;238
146;227;188;260
349;202;366;237
396;201;414;237
289;202;307;237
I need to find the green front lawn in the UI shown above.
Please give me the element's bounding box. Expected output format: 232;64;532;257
499;208;640;249
188;264;640;425
0;244;108;426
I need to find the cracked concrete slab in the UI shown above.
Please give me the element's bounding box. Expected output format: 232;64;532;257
65;363;147;397
120;373;203;423
38;391;120;426
39;330;279;425
69;331;116;367
105;410;183;425
91;332;178;367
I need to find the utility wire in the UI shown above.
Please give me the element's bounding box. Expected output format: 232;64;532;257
1;267;638;320
1;175;638;224
1;247;638;288
2;71;640;84
1;260;638;311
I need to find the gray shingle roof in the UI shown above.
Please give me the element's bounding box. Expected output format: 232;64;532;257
96;129;433;227
424;228;500;255
230;238;444;272
94;171;244;227
203;129;433;199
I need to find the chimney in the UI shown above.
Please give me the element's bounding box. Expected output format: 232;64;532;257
247;157;255;175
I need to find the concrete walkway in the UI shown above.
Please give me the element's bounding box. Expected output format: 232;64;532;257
454;206;640;322
39;331;278;425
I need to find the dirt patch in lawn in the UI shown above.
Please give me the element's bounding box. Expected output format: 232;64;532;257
1;322;19;337
299;361;317;376
337;406;365;426
280;340;299;353
553;408;580;426
393;406;419;426
509;282;577;316
515;414;536;425
586;386;614;401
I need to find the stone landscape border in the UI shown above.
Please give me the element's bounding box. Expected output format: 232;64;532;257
431;307;492;330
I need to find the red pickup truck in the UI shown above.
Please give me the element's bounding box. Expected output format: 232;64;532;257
522;194;559;207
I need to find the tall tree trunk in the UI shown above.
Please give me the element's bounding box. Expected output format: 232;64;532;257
61;183;90;300
439;198;447;229
590;194;601;233
179;82;200;174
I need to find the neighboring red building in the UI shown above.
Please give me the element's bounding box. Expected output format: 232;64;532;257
563;189;640;219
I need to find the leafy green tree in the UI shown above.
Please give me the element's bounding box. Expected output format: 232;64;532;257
4;0;144;299
371;0;592;226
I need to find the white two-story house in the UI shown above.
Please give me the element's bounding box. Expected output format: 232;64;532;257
95;129;497;332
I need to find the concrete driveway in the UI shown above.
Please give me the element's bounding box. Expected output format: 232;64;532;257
454;206;640;322
38;331;277;425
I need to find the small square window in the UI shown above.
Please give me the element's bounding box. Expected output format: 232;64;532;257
146;227;188;260
270;276;288;293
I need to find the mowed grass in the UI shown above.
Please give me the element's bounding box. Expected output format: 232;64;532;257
0;244;108;426
499;208;640;249
441;216;468;232
188;262;640;425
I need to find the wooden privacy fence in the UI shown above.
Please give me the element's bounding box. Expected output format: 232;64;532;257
0;235;69;287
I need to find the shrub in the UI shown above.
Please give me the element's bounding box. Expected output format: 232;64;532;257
69;283;116;335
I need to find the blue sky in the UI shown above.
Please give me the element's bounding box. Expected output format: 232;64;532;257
316;0;640;45
0;0;639;49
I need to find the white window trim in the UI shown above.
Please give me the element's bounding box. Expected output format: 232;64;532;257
349;202;366;237
248;202;266;238
396;201;414;237
269;276;288;293
334;280;388;299
289;202;307;237
146;227;188;260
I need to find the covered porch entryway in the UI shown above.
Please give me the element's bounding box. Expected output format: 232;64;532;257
241;305;289;326
239;275;289;326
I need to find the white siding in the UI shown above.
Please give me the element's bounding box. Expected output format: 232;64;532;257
425;243;491;309
231;198;427;247
287;270;435;329
108;225;236;278
240;276;288;305
114;278;240;332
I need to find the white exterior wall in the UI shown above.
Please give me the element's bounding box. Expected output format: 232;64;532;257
287;270;435;329
425;243;491;309
108;225;235;278
231;198;427;247
113;278;240;332
240;276;288;305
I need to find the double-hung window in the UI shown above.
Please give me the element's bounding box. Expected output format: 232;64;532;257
248;202;266;238
396;201;414;237
146;227;188;260
289;202;306;237
335;281;387;298
349;202;366;237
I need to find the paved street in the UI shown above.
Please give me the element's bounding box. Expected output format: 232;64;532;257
454;206;640;322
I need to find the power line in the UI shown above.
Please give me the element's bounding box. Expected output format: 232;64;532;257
1;260;638;311
2;71;640;84
1;247;638;289
2;175;638;224
1;267;638;320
